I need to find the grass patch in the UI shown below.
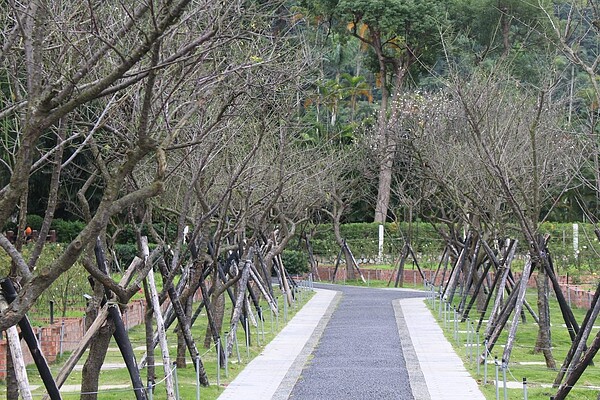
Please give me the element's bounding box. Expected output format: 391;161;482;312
429;290;600;399
15;286;314;399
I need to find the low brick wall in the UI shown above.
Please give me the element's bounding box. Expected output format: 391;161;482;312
0;289;203;379
315;266;595;309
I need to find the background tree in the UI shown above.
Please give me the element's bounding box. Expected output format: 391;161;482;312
300;0;450;223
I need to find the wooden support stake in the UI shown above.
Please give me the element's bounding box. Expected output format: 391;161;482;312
501;257;533;364
554;280;600;387
553;329;600;400
278;254;293;306
483;280;520;358
484;240;517;338
197;268;225;366
1;279;62;400
249;266;278;315
407;243;426;283
0;296;33;400
392;243;409;288
458;237;481;313
445;232;472;303
461;257;493;323
95;238;147;400
305;235;320;281
50;257;140;395
226;258;252;356
162;276;209;386
544;251;579;341
343;241;366;283
255;249;274;297
331;244;344;283
143;239;176;400
432;246;449;285
54;304;110;388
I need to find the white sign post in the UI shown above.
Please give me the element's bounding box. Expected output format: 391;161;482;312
378;224;384;264
573;223;579;260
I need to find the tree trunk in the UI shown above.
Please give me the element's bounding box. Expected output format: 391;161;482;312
393;244;408;288
445;239;469;304
500;7;511;56
204;270;225;348
535;266;556;369
6;345;18;400
374;150;395;223
330;205;354;279
80;321;114;400
176;327;187;368
80;272;110;400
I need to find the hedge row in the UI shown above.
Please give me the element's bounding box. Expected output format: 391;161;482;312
305;221;600;266
5;217;598;270
307;222;443;257
3;217;179;244
2;217;86;243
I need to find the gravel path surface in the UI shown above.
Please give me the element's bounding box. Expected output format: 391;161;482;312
288;284;426;400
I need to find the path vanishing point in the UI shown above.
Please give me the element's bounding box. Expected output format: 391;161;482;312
218;283;486;400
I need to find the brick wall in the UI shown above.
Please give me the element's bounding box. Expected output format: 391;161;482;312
0;287;204;379
316;266;595;309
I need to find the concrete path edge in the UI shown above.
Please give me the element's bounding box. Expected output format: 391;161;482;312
217;288;340;400
272;290;342;399
398;297;486;400
394;298;431;400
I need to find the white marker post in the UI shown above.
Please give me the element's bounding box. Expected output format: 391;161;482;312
573;223;579;261
378;224;384;264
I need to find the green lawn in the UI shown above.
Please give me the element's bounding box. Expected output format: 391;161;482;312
429;289;600;400
6;285;314;400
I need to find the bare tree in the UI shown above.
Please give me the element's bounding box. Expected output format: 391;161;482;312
0;0;327;397
407;63;581;367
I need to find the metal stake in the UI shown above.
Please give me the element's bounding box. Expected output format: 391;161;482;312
224;332;229;378
245;316;250;359
173;363;180;400
495;357;499;400
216;338;221;386
196;357;200;400
484;340;488;385
502;360;507;400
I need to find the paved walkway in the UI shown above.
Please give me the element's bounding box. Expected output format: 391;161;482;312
218;288;338;400
218;284;486;400
400;297;485;399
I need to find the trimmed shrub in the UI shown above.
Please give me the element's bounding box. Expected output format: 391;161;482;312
113;222;179;244
50;219;86;242
26;214;44;230
113;243;139;266
281;249;308;275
